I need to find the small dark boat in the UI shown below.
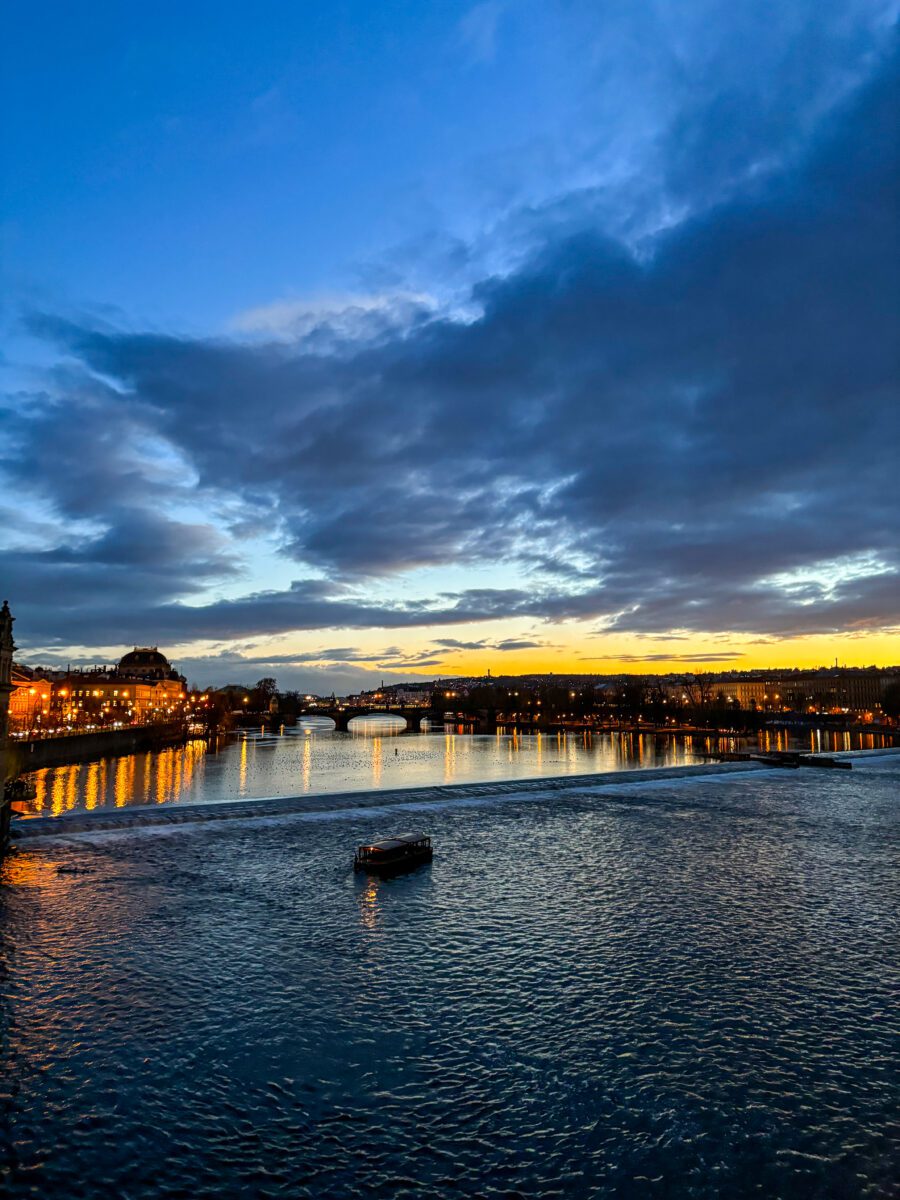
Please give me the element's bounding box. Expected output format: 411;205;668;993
354;832;433;874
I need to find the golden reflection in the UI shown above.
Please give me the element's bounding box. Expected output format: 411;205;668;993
239;736;249;795
65;764;79;814
181;742;194;794
51;766;69;817
156;748;171;805
33;769;48;815
114;755;135;808
302;733;312;792
371;736;383;786
17;742;217;820
84;762;98;810
358;875;381;930
444;733;456;782
1;849;67;888
568;735;579;770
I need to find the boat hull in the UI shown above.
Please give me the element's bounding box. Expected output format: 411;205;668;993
354;848;433;875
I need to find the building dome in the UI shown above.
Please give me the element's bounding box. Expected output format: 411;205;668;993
117;647;175;680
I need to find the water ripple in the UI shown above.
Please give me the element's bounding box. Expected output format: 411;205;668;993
1;759;898;1198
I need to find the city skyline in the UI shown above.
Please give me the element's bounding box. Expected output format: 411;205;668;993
4;3;899;692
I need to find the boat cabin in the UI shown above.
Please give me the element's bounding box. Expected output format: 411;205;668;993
354;832;433;872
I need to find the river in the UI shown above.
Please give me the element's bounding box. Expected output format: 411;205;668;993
1;751;897;1198
16;720;895;819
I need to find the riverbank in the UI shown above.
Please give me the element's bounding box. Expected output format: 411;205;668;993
11;722;189;772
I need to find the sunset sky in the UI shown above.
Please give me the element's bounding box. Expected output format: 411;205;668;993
3;2;899;690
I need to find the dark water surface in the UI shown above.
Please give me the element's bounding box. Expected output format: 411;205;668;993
2;753;898;1198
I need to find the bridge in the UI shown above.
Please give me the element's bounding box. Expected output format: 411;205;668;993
299;706;441;733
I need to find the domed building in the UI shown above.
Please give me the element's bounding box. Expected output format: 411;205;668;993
106;647;186;720
25;645;187;728
116;647;181;682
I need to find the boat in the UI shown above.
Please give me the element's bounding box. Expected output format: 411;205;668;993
354;832;433;874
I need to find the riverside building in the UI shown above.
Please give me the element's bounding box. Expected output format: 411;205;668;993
30;647;187;729
664;669;897;717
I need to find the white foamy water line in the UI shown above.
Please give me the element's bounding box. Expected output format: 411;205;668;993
11;761;776;848
17;749;897;849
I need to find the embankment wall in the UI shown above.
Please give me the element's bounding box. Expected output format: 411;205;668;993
16;723;188;772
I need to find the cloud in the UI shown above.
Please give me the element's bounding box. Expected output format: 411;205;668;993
171;653;430;695
4;23;899;663
458;2;505;65
434;638;489;651
434;636;546;653
230;291;435;344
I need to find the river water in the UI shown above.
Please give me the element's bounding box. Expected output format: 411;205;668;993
17;720;894;818
1;751;897;1198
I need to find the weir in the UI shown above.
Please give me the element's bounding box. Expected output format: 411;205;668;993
13;759;768;839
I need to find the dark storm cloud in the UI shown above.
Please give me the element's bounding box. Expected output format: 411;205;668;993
1;510;237;613
434;636;546;652
5;28;899;650
167;652;429;695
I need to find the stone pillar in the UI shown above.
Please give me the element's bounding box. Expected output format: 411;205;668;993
0;600;15;850
0;600;14;780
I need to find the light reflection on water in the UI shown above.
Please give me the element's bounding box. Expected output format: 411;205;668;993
19;724;895;818
1;756;897;1198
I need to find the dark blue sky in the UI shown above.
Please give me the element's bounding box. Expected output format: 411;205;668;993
2;2;898;688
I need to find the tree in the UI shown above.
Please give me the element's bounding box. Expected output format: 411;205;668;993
882;681;900;721
251;677;278;709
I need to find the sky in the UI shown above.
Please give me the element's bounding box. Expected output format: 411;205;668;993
2;1;899;691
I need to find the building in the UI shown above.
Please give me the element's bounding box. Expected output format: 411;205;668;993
40;647;187;728
382;686;432;707
116;647;182;681
663;669;899;717
8;666;52;732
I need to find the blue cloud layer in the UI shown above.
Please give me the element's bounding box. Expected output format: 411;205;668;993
3;21;898;651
